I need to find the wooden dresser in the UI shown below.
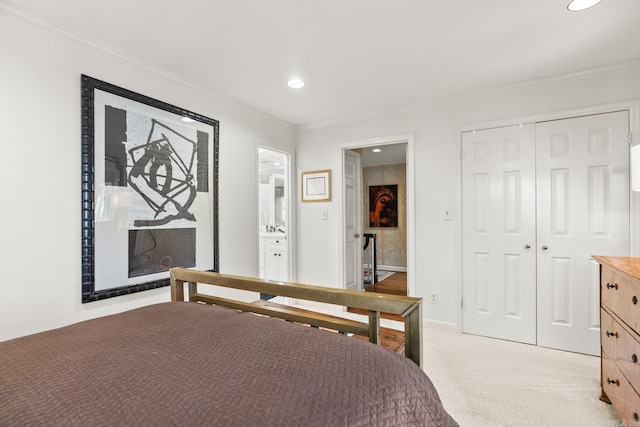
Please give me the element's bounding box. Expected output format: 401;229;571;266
594;256;640;426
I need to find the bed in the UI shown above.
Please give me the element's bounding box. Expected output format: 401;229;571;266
0;269;458;426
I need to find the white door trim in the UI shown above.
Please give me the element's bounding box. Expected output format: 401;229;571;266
453;100;640;331
256;139;296;281
338;133;416;296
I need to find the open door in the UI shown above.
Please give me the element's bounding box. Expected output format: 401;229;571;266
257;146;292;288
343;150;362;291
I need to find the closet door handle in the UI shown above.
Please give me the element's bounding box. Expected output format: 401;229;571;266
542;245;548;250
525;244;531;249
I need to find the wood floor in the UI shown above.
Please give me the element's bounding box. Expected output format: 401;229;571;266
352;326;405;354
364;271;407;296
348;271;407;321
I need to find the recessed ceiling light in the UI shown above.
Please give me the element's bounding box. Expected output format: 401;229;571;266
567;0;602;11
372;148;382;153
288;78;305;89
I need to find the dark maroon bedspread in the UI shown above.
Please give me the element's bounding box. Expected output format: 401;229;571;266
0;302;458;426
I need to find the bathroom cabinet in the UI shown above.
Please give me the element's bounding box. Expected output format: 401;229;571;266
260;235;289;282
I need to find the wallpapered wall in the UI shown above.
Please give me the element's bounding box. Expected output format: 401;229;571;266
362;163;407;269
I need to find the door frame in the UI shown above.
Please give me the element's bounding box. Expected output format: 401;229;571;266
338;133;416;296
256;140;296;282
453;100;640;331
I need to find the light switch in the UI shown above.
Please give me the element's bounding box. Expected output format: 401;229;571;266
321;209;328;220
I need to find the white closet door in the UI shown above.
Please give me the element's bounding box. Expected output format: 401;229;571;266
462;124;537;344
536;111;630;355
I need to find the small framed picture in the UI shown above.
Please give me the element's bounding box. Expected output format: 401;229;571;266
301;169;331;202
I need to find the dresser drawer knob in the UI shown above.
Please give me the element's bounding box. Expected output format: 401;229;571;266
633;354;638;363
606;283;618;290
633;296;638;305
607;378;620;386
605;330;619;338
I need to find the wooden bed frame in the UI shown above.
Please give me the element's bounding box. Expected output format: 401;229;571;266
170;268;423;366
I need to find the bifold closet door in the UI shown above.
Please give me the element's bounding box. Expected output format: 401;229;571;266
461;124;537;344
461;111;630;354
536;111;629;356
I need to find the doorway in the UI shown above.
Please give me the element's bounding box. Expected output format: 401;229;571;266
340;134;415;298
461;111;630;355
257;145;292;292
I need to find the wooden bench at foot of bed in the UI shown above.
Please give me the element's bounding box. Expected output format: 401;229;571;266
170;268;423;366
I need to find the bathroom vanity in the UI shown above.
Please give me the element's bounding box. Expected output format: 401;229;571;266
259;233;289;282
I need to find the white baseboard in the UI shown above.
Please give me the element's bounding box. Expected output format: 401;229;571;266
377;265;407;272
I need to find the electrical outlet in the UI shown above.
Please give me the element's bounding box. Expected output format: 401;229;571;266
442;207;452;221
430;292;438;304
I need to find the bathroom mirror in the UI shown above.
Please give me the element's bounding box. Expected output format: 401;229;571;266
258;147;287;232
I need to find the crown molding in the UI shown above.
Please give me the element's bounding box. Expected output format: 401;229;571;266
3;2;638;134
0;2;294;130
297;58;640;132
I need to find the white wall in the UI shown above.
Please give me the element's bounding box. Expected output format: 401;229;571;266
296;62;640;325
0;12;294;342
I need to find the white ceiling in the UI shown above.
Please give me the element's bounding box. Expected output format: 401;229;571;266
358;144;407;167
258;147;287;181
6;0;640;126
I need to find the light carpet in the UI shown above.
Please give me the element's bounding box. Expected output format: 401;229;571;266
287;304;623;426
423;323;623;427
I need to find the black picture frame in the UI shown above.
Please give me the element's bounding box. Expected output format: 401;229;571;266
81;75;219;303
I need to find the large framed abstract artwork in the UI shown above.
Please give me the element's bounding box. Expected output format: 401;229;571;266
81;75;219;303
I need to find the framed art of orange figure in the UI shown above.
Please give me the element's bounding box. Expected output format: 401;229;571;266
369;185;397;227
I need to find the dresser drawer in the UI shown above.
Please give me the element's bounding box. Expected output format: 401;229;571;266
601;266;640;332
601;309;640;388
602;355;640;426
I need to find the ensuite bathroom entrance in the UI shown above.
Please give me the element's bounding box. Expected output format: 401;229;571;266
257;146;292;294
